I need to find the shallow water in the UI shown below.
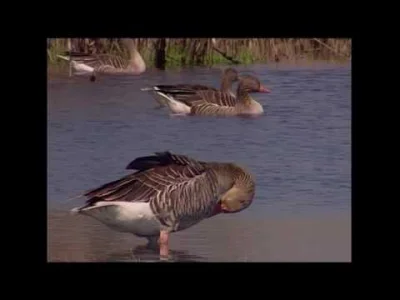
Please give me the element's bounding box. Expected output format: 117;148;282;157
47;63;351;262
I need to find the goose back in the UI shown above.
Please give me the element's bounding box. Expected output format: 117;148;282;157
156;88;237;107
84;54;135;72
143;68;239;108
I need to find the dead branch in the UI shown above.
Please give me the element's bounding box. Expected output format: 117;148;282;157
312;38;350;58
211;38;242;64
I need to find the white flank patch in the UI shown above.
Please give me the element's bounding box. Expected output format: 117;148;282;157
71;201;161;236
72;62;94;73
160;92;191;114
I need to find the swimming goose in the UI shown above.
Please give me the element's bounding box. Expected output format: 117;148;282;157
57;38;146;81
155;75;270;116
188;75;270;117
71;151;255;259
141;68;239;108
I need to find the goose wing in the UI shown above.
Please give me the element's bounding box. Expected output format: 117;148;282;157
154;84;219;93
65;53;130;70
85;54;131;69
195;90;237;106
81;152;212;207
171;90;237;107
190;102;237;116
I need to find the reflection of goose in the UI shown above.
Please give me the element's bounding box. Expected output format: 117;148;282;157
142;68;239;107
57;38;145;81
71;151;255;260
131;246;204;262
154;75;270;117
105;247;204;262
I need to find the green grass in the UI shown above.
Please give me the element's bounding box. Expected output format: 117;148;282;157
164;44;260;69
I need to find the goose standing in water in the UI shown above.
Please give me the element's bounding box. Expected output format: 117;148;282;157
71;151;255;260
142;68;239;108
57;38;146;82
154;75;270;117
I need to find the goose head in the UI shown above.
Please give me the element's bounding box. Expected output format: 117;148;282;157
237;74;271;93
219;185;255;214
223;68;240;82
121;38;146;73
211;172;256;216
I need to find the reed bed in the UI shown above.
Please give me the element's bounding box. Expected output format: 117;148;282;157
47;38;351;72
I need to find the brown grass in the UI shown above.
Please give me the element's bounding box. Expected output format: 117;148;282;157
47;38;351;71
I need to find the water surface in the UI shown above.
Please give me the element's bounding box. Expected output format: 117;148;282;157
47;63;351;262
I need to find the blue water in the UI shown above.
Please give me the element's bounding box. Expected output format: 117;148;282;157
47;63;351;262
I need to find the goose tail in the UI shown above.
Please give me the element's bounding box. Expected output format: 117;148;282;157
141;86;171;107
56;55;95;74
141;87;160;92
62;193;87;215
70;206;82;215
70;203;92;215
56;54;71;61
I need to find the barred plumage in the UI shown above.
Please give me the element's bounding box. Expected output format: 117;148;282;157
142;68;239;108
190;103;238;116
71;151;256;258
178;90;238;107
90;54;132;72
188;75;271;117
57;38;145;81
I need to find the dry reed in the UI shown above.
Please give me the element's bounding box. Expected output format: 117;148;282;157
47;38;351;71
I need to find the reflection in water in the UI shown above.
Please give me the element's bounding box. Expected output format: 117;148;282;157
47;63;351;262
47;210;351;262
106;246;205;262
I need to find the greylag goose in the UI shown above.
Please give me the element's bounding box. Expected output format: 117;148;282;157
189;75;270;117
155;75;270;116
57;38;146;81
141;68;239;107
71;151;255;259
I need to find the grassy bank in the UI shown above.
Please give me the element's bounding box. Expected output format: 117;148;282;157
47;38;351;73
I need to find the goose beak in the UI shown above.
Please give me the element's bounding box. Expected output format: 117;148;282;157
259;85;271;93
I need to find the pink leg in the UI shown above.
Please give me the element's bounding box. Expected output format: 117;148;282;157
159;230;169;259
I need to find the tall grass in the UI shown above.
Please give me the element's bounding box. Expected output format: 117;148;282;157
47;38;351;72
